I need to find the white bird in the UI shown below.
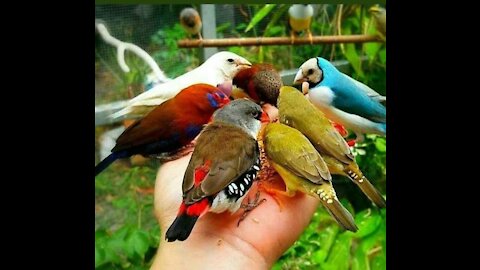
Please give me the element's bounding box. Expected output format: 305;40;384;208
110;51;252;119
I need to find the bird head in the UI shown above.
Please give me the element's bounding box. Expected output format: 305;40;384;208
293;57;323;86
369;5;385;16
179;7;202;34
203;51;252;81
288;4;314;19
212;99;267;138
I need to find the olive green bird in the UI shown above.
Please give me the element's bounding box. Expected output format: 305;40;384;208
264;122;358;232
277;86;386;208
369;5;386;40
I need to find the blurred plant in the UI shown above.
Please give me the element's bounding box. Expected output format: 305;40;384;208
273;205;386;270
150;23;200;78
95;165;160;269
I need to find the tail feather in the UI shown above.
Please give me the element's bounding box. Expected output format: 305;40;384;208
347;167;386;208
320;198;358;232
95;152;125;176
165;214;199;242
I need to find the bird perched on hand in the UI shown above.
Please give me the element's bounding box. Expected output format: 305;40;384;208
95;83;231;176
293;57;386;143
263;122;358;231
232;63;283;105
276;86;386;208
288;4;314;44
369;5;386;40
165;99;270;242
179;7;203;40
109;51;252;120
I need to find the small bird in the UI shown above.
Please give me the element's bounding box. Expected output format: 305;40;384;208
110;51;252;120
276;86;386;208
263;122;358;231
179;7;203;40
369;5;386;40
232;63;283;105
293;57;386;143
165;99;269;242
288;4;314;44
95;84;231;176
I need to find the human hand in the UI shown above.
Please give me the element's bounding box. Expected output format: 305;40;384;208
150;104;320;270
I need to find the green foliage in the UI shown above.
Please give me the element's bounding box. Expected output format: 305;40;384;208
273;207;386;270
245;4;277;33
95;4;387;270
95;163;160;269
150;23;200;78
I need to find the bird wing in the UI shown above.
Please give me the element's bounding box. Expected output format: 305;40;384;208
264;123;331;184
330;81;386;123
343;73;386;102
182;123;259;204
110;67;220;119
112;101;177;152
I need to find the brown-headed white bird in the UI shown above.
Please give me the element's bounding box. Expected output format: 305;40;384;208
232;63;283;105
165;99;270;242
288;4;314;44
179;7;203;40
110;51;252;120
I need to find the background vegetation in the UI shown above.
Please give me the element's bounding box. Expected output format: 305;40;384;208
95;4;386;269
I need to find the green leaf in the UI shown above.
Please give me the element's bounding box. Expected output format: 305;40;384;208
343;26;365;78
323;233;353;270
371;250;386;270
216;22;231;33
374;138;386;153
354;209;382;238
126;230;150;259
379;49;386;64
245;4;276;33
351;246;369;270
95;244;106;268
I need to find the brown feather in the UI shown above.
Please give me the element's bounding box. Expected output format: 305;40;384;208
182;122;259;204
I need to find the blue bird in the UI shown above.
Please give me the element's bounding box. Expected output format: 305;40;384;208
293;57;386;143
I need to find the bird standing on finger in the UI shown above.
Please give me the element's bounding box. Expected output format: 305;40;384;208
165;99;270;242
294;57;386;143
110;51;252;120
288;4;314;44
263;122;358;232
276;86;386;208
95;83;231;176
180;7;203;40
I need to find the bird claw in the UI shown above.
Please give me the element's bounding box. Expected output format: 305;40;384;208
307;30;313;45
237;191;267;227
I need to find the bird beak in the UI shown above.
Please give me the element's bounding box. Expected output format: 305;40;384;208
260;110;271;123
293;69;306;84
235;58;252;68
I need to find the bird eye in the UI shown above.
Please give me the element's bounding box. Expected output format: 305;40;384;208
308;69;314;75
227;58;234;63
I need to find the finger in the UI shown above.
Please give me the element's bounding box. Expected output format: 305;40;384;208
261;103;279;121
154;153;192;230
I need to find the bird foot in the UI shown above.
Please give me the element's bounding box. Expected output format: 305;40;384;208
290;31;296;44
237;191;267;227
257;178;293;212
307;30;313;45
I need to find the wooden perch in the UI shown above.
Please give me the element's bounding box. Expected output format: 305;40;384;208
178;34;383;48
